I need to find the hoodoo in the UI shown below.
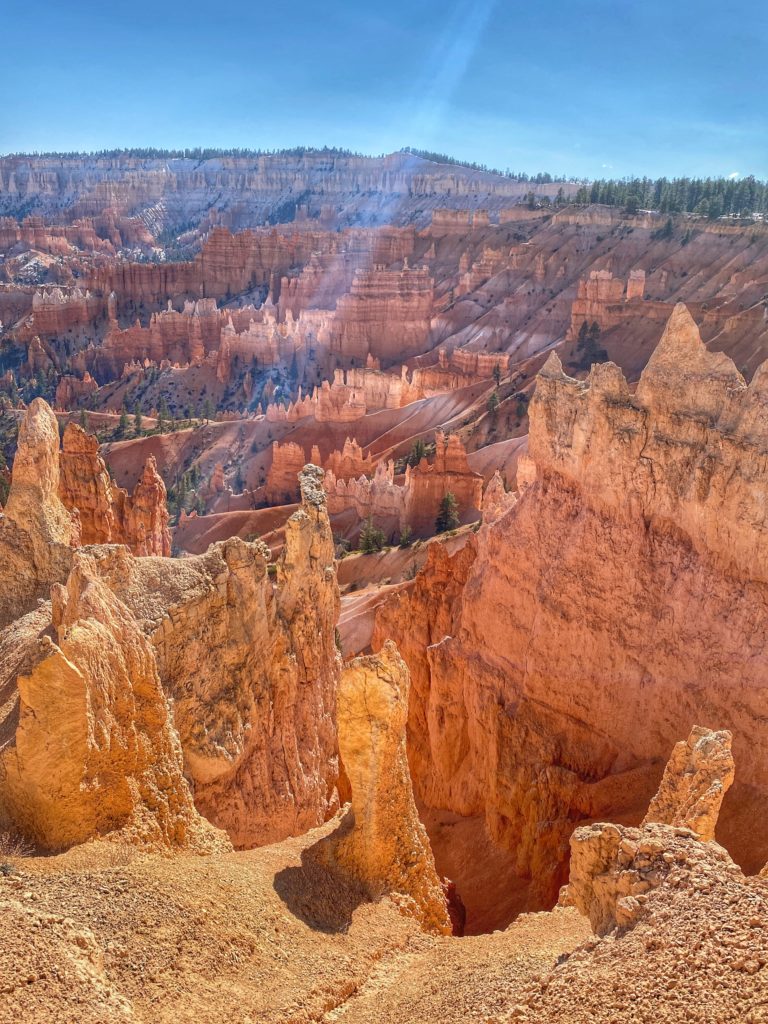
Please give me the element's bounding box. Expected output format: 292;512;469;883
0;399;77;627
0;552;228;853
315;641;452;934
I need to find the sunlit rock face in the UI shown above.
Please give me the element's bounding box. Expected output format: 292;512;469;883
0;444;340;853
0;552;229;853
374;305;768;909
568;723;736;937
314;641;451;935
641;725;735;841
0;399;77;628
90;464;341;848
58;422;171;555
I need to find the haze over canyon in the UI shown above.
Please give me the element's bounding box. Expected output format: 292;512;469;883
2;145;768;1023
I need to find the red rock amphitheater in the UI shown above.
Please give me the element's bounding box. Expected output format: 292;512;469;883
3;150;768;1023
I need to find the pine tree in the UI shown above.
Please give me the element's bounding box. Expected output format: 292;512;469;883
118;407;129;437
359;516;385;554
407;439;427;467
492;361;502;386
487;391;500;417
0;451;8;507
134;402;143;435
435;492;460;534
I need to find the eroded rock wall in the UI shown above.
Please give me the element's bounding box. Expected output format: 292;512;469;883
0;399;77;627
0;553;228;852
373;305;768;908
59;422;171;555
88;465;341;847
314;642;451;934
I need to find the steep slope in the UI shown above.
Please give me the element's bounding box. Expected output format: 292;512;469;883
373;304;768;919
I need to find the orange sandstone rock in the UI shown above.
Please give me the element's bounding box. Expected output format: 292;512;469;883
568;820;739;936
373;305;768;909
0;399;78;627
59;423;170;556
117;455;171;557
481;469;516;524
0;553;229;853
59;423;119;544
324;432;482;537
315;641;451;934
568;725;735;935
265;441;307;504
642;726;735;841
88;465;340;847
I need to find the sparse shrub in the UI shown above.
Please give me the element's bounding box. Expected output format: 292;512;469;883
407;439;427;467
398;525;413;548
0;829;32;859
435;492;460;534
359;517;385;554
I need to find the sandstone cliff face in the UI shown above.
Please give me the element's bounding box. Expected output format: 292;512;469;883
87;465;341;847
58;422;118;544
0;552;228;852
315;642;451;934
115;455;171;557
59;423;171;556
324;432;483;538
330;265;434;366
0;399;77;627
373;305;768;910
265;441;306;504
0;436;339;852
481;470;516;524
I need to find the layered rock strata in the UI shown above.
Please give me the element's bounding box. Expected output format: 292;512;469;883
324;432;483;537
58;422;171;555
373;305;768;909
0;426;340;851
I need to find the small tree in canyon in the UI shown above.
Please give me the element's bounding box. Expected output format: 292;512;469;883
359;517;386;554
436;492;460;534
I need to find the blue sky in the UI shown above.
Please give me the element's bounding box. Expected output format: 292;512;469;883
2;0;767;179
